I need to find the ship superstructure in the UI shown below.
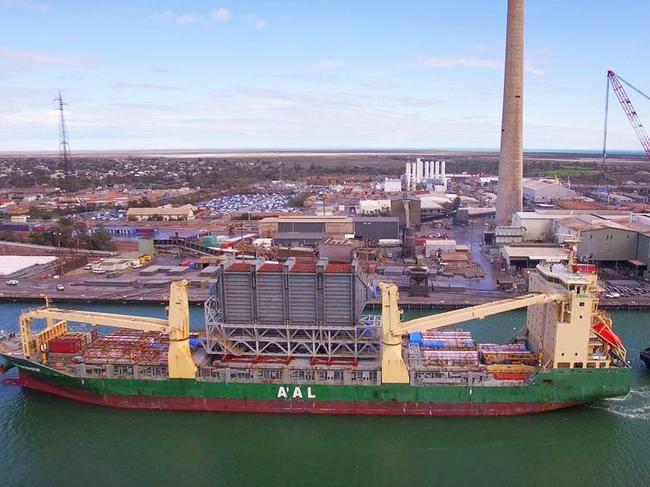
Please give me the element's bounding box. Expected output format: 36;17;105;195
0;257;631;416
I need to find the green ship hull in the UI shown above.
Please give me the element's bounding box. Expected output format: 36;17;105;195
4;355;632;416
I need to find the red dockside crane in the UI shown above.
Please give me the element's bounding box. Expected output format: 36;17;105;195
603;70;650;162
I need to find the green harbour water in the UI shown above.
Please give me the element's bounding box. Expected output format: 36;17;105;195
1;302;650;487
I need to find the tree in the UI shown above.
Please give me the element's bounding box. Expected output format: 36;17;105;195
288;192;312;208
128;197;153;208
28;206;53;220
29;230;53;246
88;228;116;251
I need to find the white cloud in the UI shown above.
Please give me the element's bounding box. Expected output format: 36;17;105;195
246;13;267;29
153;10;175;24
278;72;340;84
0;84;638;151
154;7;235;27
154;11;202;26
231;85;441;109
211;7;232;22
526;66;545;76
0;47;93;66
176;13;201;26
365;80;400;91
418;55;545;76
109;81;180;91
418;56;501;69
316;60;345;69
0;0;50;12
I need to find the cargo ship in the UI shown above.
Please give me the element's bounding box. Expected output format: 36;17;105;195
0;256;631;416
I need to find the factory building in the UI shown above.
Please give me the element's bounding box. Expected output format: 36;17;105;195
554;217;639;262
353;217;400;241
635;234;650;275
126;204;196;222
418;194;449;221
357;199;391;215
403;158;447;191
272;233;325;247
522;179;577;203
383;178;402;193
425;239;457;257
258;215;353;238
503;211;650;274
500;245;569;270
318;236;356;263
511;212;575;241
494;226;526;245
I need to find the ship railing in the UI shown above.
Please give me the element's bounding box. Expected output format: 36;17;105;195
196;366;381;386
69;363;169;380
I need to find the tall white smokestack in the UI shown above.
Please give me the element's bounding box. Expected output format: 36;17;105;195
441;160;446;177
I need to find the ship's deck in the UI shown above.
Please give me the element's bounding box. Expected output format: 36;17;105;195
6;328;555;388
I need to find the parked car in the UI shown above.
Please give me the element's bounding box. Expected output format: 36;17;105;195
5;279;18;286
56;284;65;291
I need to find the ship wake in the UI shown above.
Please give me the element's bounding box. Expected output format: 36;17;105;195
593;385;650;419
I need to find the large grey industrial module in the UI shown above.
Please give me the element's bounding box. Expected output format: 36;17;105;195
211;257;370;326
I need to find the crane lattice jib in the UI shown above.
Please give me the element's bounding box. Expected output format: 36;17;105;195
607;70;650;162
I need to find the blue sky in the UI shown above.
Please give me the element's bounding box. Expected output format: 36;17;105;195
1;0;649;151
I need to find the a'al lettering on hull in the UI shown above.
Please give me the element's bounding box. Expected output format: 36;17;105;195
277;386;316;399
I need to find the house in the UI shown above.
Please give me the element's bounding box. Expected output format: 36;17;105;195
126;204;196;222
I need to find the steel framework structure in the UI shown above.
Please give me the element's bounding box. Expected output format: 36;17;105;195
204;297;381;359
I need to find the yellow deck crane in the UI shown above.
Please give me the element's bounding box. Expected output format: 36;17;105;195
19;280;197;379
379;283;567;384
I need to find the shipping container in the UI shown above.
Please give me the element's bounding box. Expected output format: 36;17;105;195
481;351;539;366
420;338;476;350
49;337;83;354
422;350;480;367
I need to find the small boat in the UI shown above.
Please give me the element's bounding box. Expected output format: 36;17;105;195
641;348;650;370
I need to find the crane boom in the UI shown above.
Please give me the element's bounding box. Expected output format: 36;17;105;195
21;309;169;334
19;280;197;379
605;70;650;162
379;282;567;383
397;292;566;336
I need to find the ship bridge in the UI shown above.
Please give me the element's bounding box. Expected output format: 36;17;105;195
535;262;594;294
